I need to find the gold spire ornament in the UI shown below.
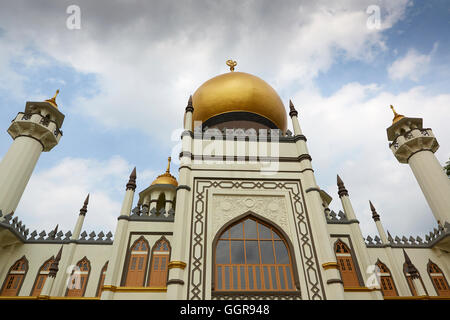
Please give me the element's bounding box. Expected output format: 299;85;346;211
226;60;237;72
45;89;60;108
151;156;178;187
166;157;171;173
390;105;404;124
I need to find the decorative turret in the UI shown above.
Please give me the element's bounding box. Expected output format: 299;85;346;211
386;105;450;226
0;91;65;216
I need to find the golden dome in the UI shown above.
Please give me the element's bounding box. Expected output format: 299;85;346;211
151;157;178;187
192;70;287;132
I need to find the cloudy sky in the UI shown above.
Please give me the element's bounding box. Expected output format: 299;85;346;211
0;0;449;240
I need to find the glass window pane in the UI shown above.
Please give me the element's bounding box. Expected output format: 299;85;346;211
233;266;238;290
224;266;230;290
278;266;286;290
255;266;262;290
274;241;289;264
216;240;230;264
230;240;245;264
260;241;275;264
285;267;293;290
161;257;166;269
245;240;259;264
248;266;254;289
263;266;270;289
272;230;281;239
217;266;222;290
138;257;144;270
131;257;137;270
258;224;272;239
153;257;159;270
240;266;245;290
220;230;229;239
244;219;257;239
141;242;147;251
271;266;278;289
229;223;243;239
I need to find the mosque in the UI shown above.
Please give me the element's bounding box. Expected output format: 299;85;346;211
0;61;449;300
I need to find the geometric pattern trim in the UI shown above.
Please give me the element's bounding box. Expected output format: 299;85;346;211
187;178;324;300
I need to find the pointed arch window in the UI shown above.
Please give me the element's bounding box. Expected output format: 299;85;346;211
375;260;398;297
125;237;150;287
96;261;108;297
427;261;450;297
335;240;360;287
30;257;54;296
148;238;171;287
1;256;28;296
66;257;91;297
213;217;296;292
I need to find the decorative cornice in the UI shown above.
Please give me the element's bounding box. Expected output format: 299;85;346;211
343;287;381;292
168;261;187;270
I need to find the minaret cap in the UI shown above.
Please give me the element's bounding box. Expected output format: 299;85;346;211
369;200;380;222
185;95;194;113
126;167;137;191
79;194;89;216
289;100;298;118
403;249;419;279
390;105;405;124
337;175;349;198
45;89;60;108
48;246;63;278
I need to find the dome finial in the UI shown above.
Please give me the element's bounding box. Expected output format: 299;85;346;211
390;105;404;124
166;157;171;173
45;89;60;108
226;59;237;72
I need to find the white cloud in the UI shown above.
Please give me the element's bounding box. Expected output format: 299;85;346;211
388;43;438;81
293;82;450;237
15;156;156;236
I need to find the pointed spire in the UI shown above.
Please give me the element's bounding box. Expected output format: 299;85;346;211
390;105;405;124
126;167;137;191
289;99;298;118
337;174;348;198
403;249;419;279
48;246;63;278
369;200;380;221
50;224;59;239
185;95;194;113
79;194;89;216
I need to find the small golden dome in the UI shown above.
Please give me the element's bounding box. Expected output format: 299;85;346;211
192;69;287;132
151;157;178;187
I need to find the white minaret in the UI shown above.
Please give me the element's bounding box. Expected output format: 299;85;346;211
387;105;450;226
0;91;64;216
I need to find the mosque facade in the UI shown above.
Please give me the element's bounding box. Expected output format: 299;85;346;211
0;62;449;300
